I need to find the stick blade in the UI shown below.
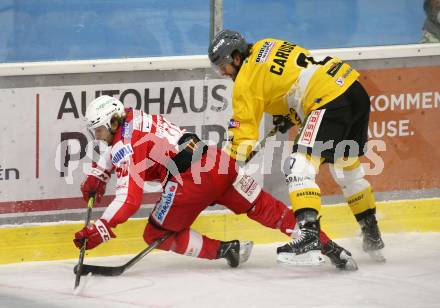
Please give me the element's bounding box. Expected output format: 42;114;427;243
74;263;125;276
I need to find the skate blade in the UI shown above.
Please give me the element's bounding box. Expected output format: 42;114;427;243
277;250;325;266
367;249;386;263
239;241;254;264
344;258;359;271
343;259;359;271
340;252;359;271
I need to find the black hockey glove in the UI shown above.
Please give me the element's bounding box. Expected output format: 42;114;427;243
273;115;295;134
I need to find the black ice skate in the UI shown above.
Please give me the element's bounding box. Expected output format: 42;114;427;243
217;240;253;268
360;214;386;262
276;219;324;266
321;240;358;271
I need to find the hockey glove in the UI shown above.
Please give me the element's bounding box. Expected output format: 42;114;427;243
80;165;110;204
273;115;295;134
73;219;116;250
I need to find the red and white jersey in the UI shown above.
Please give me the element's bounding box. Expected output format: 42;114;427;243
95;108;186;228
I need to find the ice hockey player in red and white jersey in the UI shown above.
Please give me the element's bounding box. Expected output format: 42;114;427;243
73;95;358;270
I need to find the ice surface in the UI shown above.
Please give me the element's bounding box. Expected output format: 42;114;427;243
1;233;439;308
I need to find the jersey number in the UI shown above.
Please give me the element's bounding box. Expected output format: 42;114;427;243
296;53;332;68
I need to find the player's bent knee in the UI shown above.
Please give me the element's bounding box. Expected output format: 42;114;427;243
329;163;371;196
143;223;169;247
283;152;319;192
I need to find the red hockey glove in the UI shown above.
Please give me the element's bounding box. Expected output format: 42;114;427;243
80;175;107;204
80;163;111;204
73;219;116;250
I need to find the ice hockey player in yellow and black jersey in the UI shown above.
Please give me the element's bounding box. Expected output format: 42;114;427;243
208;29;385;265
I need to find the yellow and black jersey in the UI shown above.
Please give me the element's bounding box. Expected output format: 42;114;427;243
225;38;359;161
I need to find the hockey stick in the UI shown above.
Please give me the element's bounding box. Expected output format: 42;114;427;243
74;194;95;289
74;231;173;276
244;125;279;164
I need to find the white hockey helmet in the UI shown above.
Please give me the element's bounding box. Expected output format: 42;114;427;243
85;95;125;130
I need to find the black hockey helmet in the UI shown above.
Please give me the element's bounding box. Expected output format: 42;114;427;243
208;29;249;66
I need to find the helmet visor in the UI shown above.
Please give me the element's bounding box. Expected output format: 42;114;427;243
87;125;110;140
210;60;232;77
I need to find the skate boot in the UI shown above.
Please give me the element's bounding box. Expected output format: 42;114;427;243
217;240;253;268
276;218;324;266
360;214;386;262
321;240;358;271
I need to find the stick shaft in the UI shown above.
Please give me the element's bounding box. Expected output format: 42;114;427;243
123;232;172;271
245;126;279;164
74;196;95;289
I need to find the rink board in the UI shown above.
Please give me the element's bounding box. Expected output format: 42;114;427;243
0;198;439;264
